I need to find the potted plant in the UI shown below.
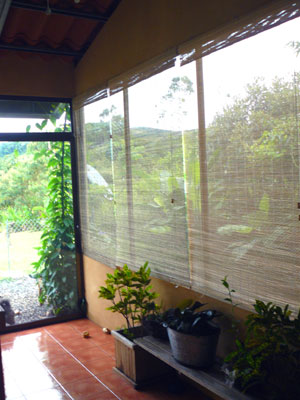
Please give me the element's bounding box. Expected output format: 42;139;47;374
164;301;221;368
222;277;300;399
98;262;170;387
224;300;300;400
142;311;169;340
99;262;159;335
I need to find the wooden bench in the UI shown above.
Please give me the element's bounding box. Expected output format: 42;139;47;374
134;336;253;400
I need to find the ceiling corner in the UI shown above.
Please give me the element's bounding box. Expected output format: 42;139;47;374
0;0;11;36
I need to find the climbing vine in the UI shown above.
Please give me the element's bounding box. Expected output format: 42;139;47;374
32;104;77;314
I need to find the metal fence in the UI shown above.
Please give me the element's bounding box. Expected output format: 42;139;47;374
2;219;44;277
6;219;44;234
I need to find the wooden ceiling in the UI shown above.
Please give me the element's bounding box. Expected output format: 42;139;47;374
0;0;121;64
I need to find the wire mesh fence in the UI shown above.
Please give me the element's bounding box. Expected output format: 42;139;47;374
0;219;44;278
6;219;44;234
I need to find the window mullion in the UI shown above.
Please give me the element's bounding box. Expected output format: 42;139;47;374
195;58;210;286
123;88;135;265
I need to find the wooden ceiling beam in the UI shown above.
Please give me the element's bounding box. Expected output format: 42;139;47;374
0;42;84;57
0;0;11;36
11;1;108;21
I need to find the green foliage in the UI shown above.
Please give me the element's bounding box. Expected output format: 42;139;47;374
31;104;77;314
142;311;169;339
98;262;160;332
165;301;221;336
289;40;300;56
142;299;195;339
85;108;189;267
222;276;241;338
218;225;253;235
225;300;300;399
86;72;300;278
1;206;31;224
0;142;27;158
206;74;300;269
0;142;48;223
159;75;194;123
85;76;193;269
0;277;13;283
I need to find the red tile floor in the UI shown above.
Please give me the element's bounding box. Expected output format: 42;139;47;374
0;319;210;400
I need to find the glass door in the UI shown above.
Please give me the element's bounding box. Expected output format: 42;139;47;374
0;97;82;331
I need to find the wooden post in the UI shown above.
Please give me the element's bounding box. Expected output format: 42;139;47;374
123;88;135;265
196;58;210;282
0;305;5;400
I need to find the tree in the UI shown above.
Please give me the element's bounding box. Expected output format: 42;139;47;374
204;75;300;262
0;142;48;223
0;142;27;158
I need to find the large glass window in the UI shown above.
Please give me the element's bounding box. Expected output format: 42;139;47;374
77;15;300;311
193;16;300;308
127;65;197;285
0;99;71;133
78;97;117;267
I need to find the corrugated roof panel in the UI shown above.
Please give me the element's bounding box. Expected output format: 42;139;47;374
12;0;112;15
2;9;100;50
0;0;120;63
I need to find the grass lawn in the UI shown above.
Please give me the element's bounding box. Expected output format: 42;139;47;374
0;230;41;278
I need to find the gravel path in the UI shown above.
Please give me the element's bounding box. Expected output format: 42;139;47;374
0;276;53;325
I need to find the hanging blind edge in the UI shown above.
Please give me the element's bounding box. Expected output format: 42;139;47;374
178;0;300;64
73;48;177;110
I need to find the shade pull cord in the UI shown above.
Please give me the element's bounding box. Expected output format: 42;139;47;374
45;0;51;15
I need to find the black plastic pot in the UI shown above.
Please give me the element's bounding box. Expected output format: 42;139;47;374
167;327;220;368
142;317;168;340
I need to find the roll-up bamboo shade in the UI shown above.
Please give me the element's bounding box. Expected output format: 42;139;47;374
73;1;300;110
188;21;300;311
75;0;300;310
76;98;117;268
125;66;192;285
178;0;300;66
73;51;177;111
73;85;108;111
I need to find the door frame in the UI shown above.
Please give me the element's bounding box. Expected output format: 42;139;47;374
0;94;85;333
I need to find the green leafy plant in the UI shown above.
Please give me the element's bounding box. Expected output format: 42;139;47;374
165;301;221;336
98;262;160;334
32;104;77;315
142;299;196;339
142;311;169;339
222;275;240;337
224;298;300;399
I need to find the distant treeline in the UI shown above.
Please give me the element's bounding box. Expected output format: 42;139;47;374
0;142;27;157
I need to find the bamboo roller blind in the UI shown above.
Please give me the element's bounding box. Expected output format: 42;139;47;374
75;0;300;310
